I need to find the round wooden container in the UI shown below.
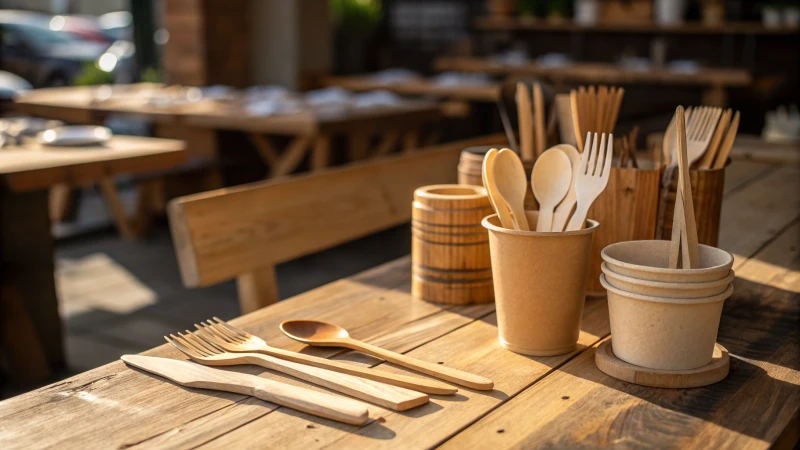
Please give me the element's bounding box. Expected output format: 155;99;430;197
457;147;538;210
411;185;494;305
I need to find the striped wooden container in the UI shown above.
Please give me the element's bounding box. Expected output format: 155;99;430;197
411;185;495;305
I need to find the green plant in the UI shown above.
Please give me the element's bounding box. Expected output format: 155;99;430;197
72;62;114;86
546;0;569;17
140;67;162;83
330;0;382;35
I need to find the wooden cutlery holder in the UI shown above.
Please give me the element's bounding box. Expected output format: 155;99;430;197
411;185;494;305
658;164;727;247
584;167;662;296
458;147;537;210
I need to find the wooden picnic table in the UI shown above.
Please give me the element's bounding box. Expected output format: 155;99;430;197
0;136;186;384
14;84;444;177
434;57;752;106
322;75;501;103
0;158;797;449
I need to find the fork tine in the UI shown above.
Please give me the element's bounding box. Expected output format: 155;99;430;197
602;133;613;178
213;317;252;339
181;330;219;356
579;132;591;175
165;335;203;359
197;325;235;348
190;329;227;353
205;321;244;343
172;332;211;357
696;107;714;139
587;133;599;176
595;133;608;176
704;108;722;140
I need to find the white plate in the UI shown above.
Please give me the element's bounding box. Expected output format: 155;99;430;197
37;126;112;147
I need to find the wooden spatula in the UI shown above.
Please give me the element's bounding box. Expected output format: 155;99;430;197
668;106;700;269
516;83;534;160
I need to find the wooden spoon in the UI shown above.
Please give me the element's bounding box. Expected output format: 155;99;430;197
550;144;581;232
531;148;572;232
492;149;531;230
482;148;515;229
280;320;494;391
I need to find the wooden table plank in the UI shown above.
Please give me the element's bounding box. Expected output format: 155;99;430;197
441;221;799;449
0;137;187;192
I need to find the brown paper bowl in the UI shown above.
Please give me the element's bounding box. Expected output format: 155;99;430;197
602;240;733;283
601;263;735;299
601;274;732;370
483;211;599;356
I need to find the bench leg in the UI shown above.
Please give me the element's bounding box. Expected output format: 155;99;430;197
236;266;279;314
98;178;136;239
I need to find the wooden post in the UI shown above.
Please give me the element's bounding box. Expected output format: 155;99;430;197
0;186;65;380
236;266;280;314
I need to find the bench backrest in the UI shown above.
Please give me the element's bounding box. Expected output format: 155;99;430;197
168;134;505;312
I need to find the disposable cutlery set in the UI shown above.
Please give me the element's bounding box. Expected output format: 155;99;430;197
483;132;612;233
122;317;492;425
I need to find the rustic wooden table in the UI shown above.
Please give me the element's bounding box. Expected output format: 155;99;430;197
0;136;186;384
14;84;444;177
433;57;752;107
0;159;797;449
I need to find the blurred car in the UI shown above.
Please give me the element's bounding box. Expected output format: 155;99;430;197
0;10;109;87
48;14;111;44
97;11;132;41
0;69;31;99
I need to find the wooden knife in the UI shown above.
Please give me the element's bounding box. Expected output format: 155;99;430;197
121;355;369;425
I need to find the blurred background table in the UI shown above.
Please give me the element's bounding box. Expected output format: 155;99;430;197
0;136;185;384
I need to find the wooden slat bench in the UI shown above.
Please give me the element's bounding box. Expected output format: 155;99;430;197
167;134;506;313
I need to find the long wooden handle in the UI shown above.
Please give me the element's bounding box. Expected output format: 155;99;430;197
241;353;428;411
344;339;494;391
536;206;554;232
260;345;457;395
251;379;369;425
517;83;534;160
675;107;699;268
570;91;584;151
669;185;684;269
712;111;740;169
533;83;546;158
565;201;589;232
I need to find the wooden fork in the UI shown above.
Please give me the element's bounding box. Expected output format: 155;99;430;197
565;132;613;231
165;331;429;411
185;318;457;395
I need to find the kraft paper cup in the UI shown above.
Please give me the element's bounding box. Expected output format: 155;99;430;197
601;274;732;370
602;240;733;283
601;263;735;299
483;211;599;356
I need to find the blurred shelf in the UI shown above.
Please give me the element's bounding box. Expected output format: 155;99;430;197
474;17;800;35
434;57;752;87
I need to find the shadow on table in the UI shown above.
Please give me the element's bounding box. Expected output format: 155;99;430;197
566;277;799;442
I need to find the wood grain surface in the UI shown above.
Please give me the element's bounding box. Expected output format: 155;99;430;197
0;160;797;449
0;136;187;192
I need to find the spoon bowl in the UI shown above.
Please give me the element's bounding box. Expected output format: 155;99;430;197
531;148;572;232
551;144;581;231
280;320;350;345
492;149;530;230
281;319;495;390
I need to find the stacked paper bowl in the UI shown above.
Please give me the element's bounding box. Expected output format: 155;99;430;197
600;240;735;371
